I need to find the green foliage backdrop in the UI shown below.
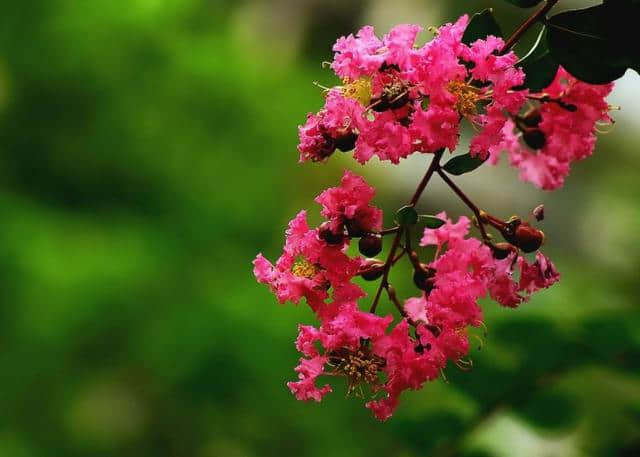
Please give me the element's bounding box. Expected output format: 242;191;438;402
0;1;637;456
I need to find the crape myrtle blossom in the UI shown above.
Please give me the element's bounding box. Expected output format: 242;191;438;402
256;201;559;420
315;169;383;235
254;8;616;421
253;170;382;310
488;67;614;190
298;17;613;191
299;17;529;167
253;210;362;310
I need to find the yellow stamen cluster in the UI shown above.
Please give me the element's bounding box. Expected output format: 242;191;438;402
447;80;481;117
382;81;405;103
291;258;319;279
342;77;372;106
329;347;385;397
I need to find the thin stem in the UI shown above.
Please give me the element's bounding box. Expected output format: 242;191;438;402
379;226;400;236
369;151;444;314
526;94;577;111
385;284;406;318
405;227;422;270
369;228;403;313
409;149;445;206
437;169;490;241
391;248;406;265
500;0;560;54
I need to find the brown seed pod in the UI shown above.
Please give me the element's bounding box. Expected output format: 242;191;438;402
490;242;518;260
413;264;436;292
318;222;345;245
512;223;545;253
359;259;385;281
359;233;383;257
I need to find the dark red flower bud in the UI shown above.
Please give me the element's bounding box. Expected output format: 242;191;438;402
413;264;436;292
359;259;385;281
311;133;337;161
359;233;383;257
512;223;545;253
532;204;545;222
521;109;542;128
345;219;366;237
523;129;546;150
335;131;358;152
318;222;345;245
490;242;518;260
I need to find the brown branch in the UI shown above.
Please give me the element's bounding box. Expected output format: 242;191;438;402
437;169;490;241
369;150;444;314
409;149;445;206
500;0;560;55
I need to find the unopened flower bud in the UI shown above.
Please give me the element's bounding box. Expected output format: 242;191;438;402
344;219;366;237
512;223;545;253
413;264;436;292
490;242;517;260
523;129;546;150
359;233;383;257
318;222;345;245
359;259;385;281
335;131;358;152
532;204;544;222
521;109;542;128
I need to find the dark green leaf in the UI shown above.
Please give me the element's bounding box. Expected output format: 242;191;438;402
516;26;559;92
442;153;486;176
504;0;544;7
462;9;503;45
546;5;628;84
395;206;418;226
420;215;446;229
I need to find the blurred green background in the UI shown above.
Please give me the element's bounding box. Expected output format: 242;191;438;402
0;1;638;456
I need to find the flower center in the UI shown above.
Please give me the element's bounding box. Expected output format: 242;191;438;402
291;257;319;279
329;347;385;396
447;80;481;117
342;77;372;106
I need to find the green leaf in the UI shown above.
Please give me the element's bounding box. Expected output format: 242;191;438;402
546;5;628;84
504;0;544;7
395;206;418;226
462;9;503;45
516;26;559;92
442;153;486;176
420;215;446;229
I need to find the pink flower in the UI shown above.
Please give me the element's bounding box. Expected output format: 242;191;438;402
354;110;414;164
367;319;442;420
287;355;332;402
286;301;393;408
331;26;385;81
319;301;393;350
331;24;422;81
315;170;383;234
420;211;470;248
490;67;613;190
489;254;525;308
298;90;364;163
252;211;361;308
410;104;460;153
519;252;560;293
298;112;335;163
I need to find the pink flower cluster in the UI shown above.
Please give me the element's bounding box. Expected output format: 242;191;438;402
254;171;377;311
250;12;615;421
254;172;559;419
489;68;614;189
298;17;613;190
